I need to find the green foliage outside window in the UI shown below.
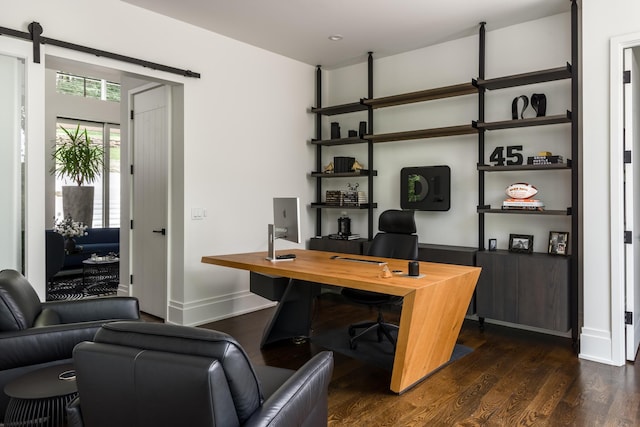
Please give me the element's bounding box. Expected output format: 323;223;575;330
55;71;120;102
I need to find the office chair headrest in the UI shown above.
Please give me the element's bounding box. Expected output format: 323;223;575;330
378;210;416;235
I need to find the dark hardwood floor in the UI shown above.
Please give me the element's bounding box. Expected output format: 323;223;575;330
178;293;639;426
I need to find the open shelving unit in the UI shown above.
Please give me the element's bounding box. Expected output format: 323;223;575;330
306;0;579;344
310;53;376;239
475;0;579;342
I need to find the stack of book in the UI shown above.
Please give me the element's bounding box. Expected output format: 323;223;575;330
502;198;545;211
343;191;359;206
325;190;343;206
325;190;367;207
527;155;563;165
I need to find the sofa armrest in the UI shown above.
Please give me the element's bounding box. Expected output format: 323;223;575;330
0;322;106;370
244;351;333;427
42;297;140;323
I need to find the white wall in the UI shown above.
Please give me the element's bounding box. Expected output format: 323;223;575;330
323;13;572;253
2;0;315;322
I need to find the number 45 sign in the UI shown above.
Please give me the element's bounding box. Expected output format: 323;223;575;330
489;145;523;166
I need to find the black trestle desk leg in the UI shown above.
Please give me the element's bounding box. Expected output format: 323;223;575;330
260;279;317;348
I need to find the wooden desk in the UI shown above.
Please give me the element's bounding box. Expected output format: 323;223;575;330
202;249;480;394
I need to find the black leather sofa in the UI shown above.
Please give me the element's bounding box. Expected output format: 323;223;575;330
67;321;334;427
0;269;140;420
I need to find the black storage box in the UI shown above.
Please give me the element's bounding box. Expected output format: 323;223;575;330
334;156;355;173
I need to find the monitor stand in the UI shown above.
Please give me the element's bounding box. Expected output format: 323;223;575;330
266;224;294;262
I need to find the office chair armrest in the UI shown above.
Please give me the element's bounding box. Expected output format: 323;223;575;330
244;351;333;427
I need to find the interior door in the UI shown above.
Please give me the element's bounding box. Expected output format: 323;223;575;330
624;48;640;361
0;54;25;272
131;85;169;318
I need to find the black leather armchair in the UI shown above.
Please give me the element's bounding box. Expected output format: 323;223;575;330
67;321;334;427
0;269;140;420
341;209;418;349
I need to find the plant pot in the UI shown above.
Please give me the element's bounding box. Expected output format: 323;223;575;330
62;186;94;227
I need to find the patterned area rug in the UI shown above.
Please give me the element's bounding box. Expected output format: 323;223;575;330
311;326;472;372
47;274;118;301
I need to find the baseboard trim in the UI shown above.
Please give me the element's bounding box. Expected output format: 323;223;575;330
579;327;619;365
167;291;275;326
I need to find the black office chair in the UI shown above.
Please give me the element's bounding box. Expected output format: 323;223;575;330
341;209;418;349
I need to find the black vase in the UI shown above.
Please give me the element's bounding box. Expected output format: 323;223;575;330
64;238;76;253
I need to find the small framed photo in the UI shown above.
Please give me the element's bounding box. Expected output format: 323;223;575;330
488;238;497;251
548;231;569;255
509;234;533;253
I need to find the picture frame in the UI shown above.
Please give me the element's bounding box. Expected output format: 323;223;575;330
488;238;497;251
548;231;569;255
509;234;533;253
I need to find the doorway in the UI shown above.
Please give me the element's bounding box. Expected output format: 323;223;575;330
610;36;640;364
130;84;170;319
43;56;180;318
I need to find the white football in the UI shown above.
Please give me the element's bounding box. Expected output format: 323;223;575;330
505;183;538;199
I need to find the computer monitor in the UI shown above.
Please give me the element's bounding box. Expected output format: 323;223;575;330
266;197;300;261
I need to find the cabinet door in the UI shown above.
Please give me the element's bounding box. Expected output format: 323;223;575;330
476;251;518;323
476;251;570;332
517;255;569;331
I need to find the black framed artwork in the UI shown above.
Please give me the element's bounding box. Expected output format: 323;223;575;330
548;231;569;255
509;234;533;253
400;166;451;211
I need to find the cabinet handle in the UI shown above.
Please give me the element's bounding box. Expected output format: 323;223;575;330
152;228;166;235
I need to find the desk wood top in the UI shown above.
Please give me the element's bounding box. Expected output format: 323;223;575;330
201;249;480;297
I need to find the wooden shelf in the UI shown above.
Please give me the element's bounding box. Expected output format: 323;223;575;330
310;136;367;146
365;124;477;143
477;207;571;216
477;162;571;172
362;82;477;109
310;102;369;116
474;111;571;131
309;170;377;178
310;203;377;210
476;64;572;90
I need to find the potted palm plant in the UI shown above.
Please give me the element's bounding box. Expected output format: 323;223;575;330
51;124;104;227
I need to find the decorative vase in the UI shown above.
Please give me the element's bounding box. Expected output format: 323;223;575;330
62;186;94;227
64;237;76;253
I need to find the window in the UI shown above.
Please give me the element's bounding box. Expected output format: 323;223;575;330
54;120;120;228
56;72;121;102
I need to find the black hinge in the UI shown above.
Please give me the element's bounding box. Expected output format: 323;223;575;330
130;219;134;230
130;110;134;120
625;311;633;325
625;150;632;164
624;70;631;84
130;274;133;285
130;164;134;174
625;231;632;244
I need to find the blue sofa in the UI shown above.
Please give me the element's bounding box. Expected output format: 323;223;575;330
56;228;120;270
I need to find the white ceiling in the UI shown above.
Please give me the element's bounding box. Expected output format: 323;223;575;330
121;0;570;69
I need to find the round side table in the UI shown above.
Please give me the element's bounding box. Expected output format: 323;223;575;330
4;364;78;427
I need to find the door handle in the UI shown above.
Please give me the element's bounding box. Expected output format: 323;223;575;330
152;228;166;235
